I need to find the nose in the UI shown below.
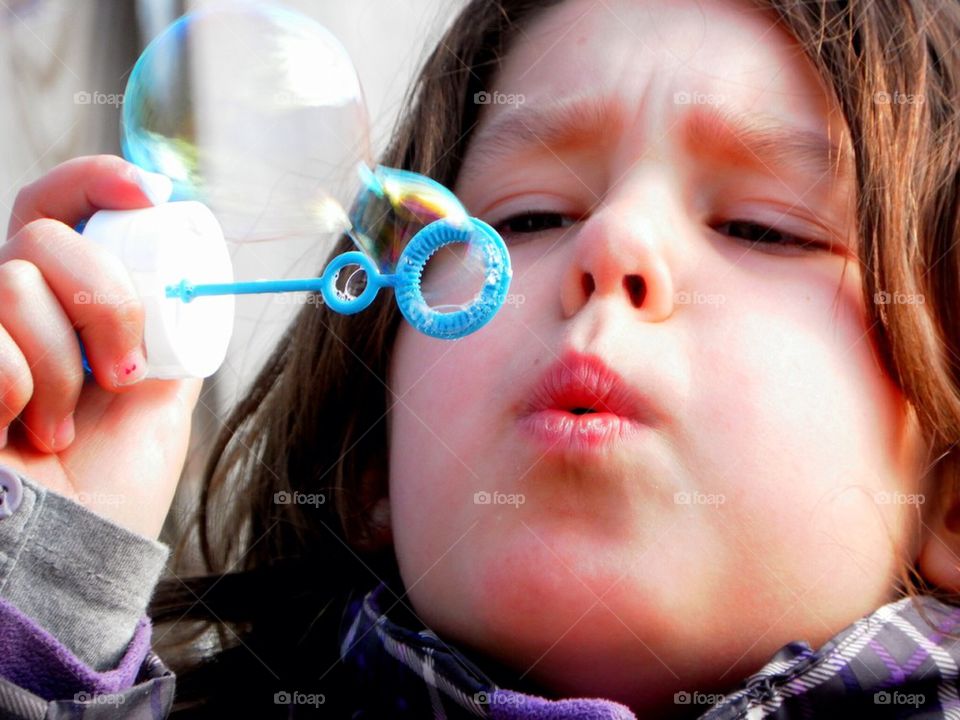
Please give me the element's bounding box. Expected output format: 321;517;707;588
560;192;675;322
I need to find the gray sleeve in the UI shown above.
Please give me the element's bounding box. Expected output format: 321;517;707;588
0;468;170;672
0;654;176;720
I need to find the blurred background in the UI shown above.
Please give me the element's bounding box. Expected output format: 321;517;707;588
0;0;466;546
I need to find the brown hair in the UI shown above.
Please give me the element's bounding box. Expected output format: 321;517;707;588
148;0;960;715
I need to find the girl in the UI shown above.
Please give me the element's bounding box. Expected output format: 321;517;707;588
1;0;960;717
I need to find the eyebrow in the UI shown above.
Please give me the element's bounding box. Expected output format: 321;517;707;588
460;96;852;189
461;96;622;182
683;104;851;185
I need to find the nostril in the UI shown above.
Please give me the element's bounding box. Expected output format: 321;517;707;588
623;274;646;308
582;273;595;297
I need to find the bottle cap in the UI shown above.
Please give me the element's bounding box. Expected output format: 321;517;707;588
81;201;234;379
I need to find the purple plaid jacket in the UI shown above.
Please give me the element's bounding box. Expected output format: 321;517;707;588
4;560;960;719
336;581;960;719
2;579;960;717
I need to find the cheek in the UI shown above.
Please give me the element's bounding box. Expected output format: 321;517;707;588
695;261;908;484
688;257;918;606
387;301;534;592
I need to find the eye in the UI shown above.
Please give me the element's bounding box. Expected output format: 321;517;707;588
491;211;576;241
712;219;825;252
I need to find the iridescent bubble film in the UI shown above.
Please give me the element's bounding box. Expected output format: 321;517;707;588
347;165;490;310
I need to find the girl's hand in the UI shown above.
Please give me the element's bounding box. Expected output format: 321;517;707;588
0;156;203;541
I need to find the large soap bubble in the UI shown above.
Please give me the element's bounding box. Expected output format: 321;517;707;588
121;2;511;340
123;2;368;243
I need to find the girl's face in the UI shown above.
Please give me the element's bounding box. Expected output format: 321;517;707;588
388;0;926;711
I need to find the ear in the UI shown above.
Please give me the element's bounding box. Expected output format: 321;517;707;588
365;495;393;545
917;499;960;592
350;455;393;553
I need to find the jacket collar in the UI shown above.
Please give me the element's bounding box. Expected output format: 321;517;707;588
339;582;960;718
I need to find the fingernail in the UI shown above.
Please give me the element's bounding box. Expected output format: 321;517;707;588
52;414;75;451
0;427;7;450
114;347;148;386
132;167;173;206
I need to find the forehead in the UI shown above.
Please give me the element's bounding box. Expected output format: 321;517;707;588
489;0;844;142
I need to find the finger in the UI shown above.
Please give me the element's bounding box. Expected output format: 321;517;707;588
7;155;172;238
0;219;147;391
0;259;84;452
0;320;33;434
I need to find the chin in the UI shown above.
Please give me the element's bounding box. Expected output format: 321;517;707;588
466;572;744;715
453;535;772;707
